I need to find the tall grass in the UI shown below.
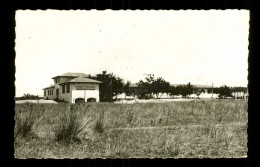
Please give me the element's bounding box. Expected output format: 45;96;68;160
93;109;105;134
14;100;248;158
53;104;93;145
14;103;40;141
15;110;35;140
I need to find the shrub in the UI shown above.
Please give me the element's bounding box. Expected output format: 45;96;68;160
14;111;36;140
93;109;105;134
166;145;180;157
54;105;87;145
94;120;104;134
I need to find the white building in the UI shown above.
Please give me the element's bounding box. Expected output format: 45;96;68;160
43;72;102;103
232;91;248;99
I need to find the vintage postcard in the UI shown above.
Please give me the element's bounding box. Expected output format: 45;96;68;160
15;10;249;158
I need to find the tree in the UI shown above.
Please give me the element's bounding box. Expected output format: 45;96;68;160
175;85;182;97
152;77;170;99
186;82;194;97
178;85;186;98
93;71;124;102
218;85;232;99
230;87;247;93
168;85;178;98
230;86;248;99
123;80;132;99
137;74;155;99
145;74;155;83
144;74;155;98
179;82;194;98
137;74;172;99
15;93;40;100
112;76;124;100
137;80;151;99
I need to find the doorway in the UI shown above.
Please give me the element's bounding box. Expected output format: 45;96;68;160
56;88;59;99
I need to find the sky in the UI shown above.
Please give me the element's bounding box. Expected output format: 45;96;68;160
15;10;249;97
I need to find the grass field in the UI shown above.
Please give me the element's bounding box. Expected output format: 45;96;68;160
14;99;248;158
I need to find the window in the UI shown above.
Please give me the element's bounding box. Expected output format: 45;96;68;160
62;85;65;93
55;78;60;84
66;84;70;93
44;91;46;96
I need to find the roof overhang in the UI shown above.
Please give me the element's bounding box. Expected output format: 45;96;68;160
57;81;102;85
51;76;76;79
51;73;96;79
42;86;55;90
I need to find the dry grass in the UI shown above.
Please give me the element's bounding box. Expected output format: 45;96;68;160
14;100;248;158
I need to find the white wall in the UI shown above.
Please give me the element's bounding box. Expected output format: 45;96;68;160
70;83;99;90
43;82;100;103
71;83;100;103
72;90;100;103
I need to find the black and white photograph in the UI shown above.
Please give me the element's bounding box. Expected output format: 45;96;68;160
14;10;249;158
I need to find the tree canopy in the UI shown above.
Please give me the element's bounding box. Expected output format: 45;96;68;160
15;93;40;100
137;74;171;99
218;85;232;99
168;85;180;98
152;77;170;98
178;82;194;98
123;80;132;99
92;71;124;102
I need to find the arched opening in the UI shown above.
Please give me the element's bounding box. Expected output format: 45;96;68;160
75;98;85;104
87;98;96;102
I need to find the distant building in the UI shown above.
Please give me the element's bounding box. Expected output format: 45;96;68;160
171;84;215;94
232;91;249;99
43;72;102;103
127;83;216;99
